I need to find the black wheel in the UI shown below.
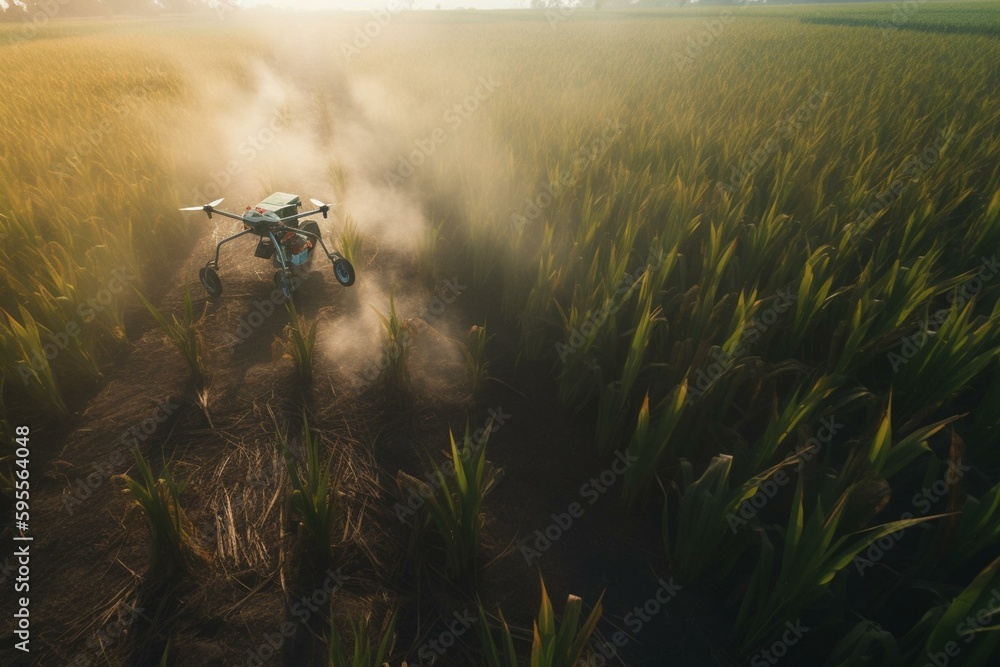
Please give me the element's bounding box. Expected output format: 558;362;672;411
199;265;222;298
333;257;355;287
302;221;320;242
274;270;292;300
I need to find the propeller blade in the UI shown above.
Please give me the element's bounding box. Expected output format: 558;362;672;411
180;198;224;212
310;198;336;219
179;198;225;219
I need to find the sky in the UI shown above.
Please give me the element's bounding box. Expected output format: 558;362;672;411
239;0;530;10
0;0;535;12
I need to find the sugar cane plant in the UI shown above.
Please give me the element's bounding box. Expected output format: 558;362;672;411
820;619;901;667
733;477;943;652
1;306;69;416
900;555;1000;666
396;423;500;586
373;293;411;396
272;407;338;569
135;285;207;390
338;212;363;267
621;383;688;505
0;49;186;432
478;574;603;667
663;453;802;582
327;611;397;667
274;300;318;385
464;323;492;398
118;450;206;581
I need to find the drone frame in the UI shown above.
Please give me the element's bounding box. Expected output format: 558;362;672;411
181;197;354;298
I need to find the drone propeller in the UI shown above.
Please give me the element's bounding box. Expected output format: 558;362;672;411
179;198;225;219
310;198;336;219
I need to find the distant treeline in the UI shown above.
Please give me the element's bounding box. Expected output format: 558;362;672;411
0;0;897;22
531;0;880;7
0;0;215;21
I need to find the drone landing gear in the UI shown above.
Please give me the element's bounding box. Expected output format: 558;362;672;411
274;269;294;301
332;256;355;287
286;223;355;288
200;264;222;298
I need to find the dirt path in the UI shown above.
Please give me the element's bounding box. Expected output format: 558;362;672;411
7;186;374;665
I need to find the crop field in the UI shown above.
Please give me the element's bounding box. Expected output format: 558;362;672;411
2;1;1000;666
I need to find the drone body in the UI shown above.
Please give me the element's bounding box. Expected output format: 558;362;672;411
180;192;355;299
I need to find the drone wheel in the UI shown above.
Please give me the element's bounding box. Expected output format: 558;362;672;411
333;257;355;287
199;266;222;298
274;270;293;300
302;221;320;243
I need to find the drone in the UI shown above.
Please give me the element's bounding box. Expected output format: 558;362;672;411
180;192;355;299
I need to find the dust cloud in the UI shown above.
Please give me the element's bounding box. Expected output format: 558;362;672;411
160;19;472;392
